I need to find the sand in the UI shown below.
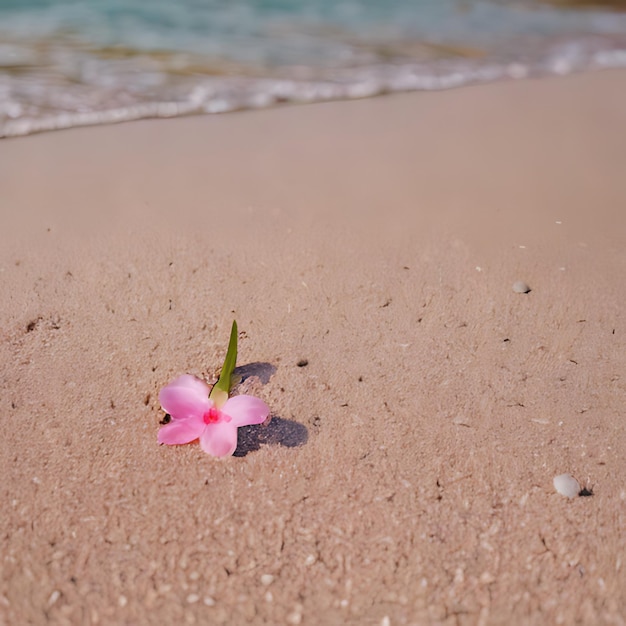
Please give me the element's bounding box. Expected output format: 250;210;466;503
1;69;625;625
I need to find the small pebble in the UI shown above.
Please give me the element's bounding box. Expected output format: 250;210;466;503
260;574;274;586
297;359;309;367
186;594;200;604
47;590;61;607
513;281;531;294
287;608;303;625
553;473;580;498
452;415;471;427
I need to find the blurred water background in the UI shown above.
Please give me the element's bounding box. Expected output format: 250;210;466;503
1;0;625;137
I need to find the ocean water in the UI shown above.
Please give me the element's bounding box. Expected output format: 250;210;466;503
1;0;626;137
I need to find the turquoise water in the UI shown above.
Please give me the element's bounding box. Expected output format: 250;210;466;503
1;0;626;137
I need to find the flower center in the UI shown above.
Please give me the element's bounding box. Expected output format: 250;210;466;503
202;407;231;425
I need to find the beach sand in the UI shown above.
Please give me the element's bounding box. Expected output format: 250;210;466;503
1;69;625;625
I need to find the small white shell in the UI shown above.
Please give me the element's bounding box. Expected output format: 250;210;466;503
553;473;580;498
513;280;531;294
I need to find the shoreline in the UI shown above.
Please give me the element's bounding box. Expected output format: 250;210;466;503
2;59;626;140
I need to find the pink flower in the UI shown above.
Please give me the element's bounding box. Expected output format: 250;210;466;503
157;374;270;457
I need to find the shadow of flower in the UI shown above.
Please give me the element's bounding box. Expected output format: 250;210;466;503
234;416;309;457
233;361;277;385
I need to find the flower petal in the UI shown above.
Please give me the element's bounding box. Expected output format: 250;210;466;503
200;422;238;457
158;418;205;445
222;395;270;427
159;375;211;420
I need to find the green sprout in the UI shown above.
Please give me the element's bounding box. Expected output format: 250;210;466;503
209;320;238;408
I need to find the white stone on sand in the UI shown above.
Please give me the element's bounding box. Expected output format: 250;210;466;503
553;473;580;498
513;281;531;294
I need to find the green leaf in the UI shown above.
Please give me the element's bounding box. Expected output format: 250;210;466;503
209;320;238;407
